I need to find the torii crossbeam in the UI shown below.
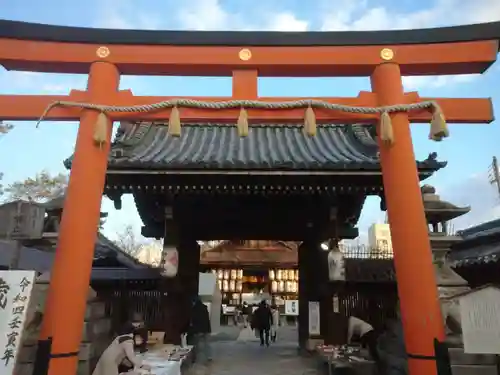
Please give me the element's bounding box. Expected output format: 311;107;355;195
0;19;498;375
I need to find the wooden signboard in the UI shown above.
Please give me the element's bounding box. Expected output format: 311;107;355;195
308;301;320;335
0;270;36;375
458;286;500;354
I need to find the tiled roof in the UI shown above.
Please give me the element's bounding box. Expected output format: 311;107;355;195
65;123;445;172
457;218;500;240
449;219;500;267
0;233;148;272
448;243;500;267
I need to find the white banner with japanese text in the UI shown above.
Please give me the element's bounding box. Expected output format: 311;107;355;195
285;300;299;316
0;270;36;375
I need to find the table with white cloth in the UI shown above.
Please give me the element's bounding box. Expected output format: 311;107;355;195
316;345;375;375
137;345;194;375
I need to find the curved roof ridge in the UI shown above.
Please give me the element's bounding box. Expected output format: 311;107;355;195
65;122;445;173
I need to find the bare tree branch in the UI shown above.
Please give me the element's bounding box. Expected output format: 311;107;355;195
0;122;14;197
114;224;143;258
4;170;68;203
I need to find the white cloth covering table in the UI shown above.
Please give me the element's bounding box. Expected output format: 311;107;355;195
137;345;193;375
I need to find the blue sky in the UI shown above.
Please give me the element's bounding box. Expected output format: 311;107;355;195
1;0;500;242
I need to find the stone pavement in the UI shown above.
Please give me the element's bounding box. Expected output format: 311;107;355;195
191;326;320;375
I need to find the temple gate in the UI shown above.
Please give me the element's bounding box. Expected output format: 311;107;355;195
0;19;499;375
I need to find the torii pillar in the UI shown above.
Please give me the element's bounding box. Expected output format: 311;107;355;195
372;61;445;375
38;62;119;375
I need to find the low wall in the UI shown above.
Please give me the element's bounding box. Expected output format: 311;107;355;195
15;279;113;375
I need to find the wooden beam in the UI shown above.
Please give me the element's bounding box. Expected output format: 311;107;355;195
0;39;497;76
0;92;494;124
144;222;358;241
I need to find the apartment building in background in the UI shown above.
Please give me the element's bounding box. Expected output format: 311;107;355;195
368;223;393;256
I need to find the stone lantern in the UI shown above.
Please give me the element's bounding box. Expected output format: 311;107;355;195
422;185;470;342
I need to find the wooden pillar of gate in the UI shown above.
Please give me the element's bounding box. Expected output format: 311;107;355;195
38;62;119;375
371;62;445;375
298;242;308;349
318;249;333;345
298;240;325;350
163;236;200;344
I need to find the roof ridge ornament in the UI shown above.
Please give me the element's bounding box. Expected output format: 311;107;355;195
35;98;449;147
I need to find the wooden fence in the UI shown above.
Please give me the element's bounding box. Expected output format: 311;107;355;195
97;280;398;333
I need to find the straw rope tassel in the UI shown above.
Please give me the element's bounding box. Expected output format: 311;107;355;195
429;104;449;141
237;107;249;137
379;111;394;146
93;112;109;149
168;106;181;137
304;106;317;136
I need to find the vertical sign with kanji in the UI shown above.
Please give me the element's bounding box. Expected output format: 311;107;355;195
0;270;36;375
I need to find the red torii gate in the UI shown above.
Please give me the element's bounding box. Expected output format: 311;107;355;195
0;19;498;375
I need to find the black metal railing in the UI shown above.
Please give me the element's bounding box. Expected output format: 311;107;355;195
339;244;394;260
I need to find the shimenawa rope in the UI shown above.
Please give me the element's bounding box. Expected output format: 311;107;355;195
35;98;449;147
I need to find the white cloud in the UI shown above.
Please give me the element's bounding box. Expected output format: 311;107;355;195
437;170;500;231
319;0;500;90
176;0;309;31
402;75;480;91
0;70;88;94
93;0;162;30
320;0;500;32
265;12;309;32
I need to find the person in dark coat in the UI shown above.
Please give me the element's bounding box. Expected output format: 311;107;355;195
189;297;212;364
252;300;273;347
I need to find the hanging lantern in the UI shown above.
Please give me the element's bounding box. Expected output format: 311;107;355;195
283;270;288;280
295;271;299;281
278;281;285;292
328;247;346;281
271;281;278;293
212;269;217;275
223;270;229;280
230;269;237;280
237;281;243;292
269;269;275;280
160;247;178;278
217;269;224;279
277;270;283;281
291;282;298;293
288;270;295;280
237;269;243;279
217;280;222;291
229;280;236;292
223;280;229;291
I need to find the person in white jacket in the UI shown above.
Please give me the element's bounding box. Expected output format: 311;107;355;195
270;304;280;342
347;316;379;362
92;323;151;375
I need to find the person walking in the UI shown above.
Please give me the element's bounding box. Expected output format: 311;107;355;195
188;297;213;364
252;300;273;347
241;302;252;328
270;304;280;342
